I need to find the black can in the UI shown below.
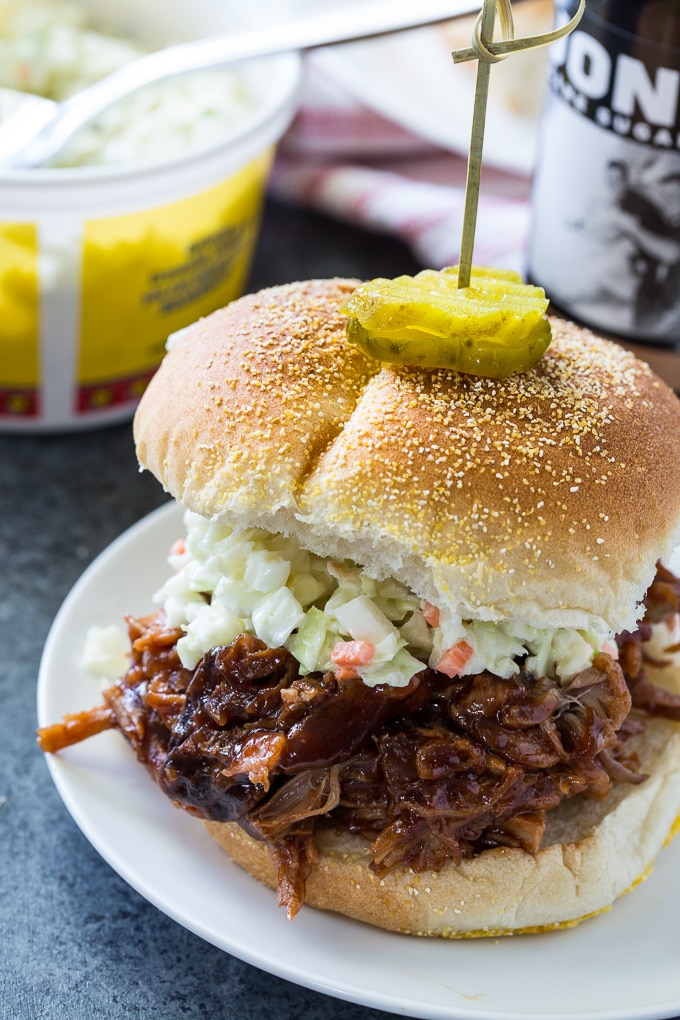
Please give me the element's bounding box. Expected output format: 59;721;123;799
528;0;680;381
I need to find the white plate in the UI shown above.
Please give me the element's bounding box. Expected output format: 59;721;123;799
38;501;680;1020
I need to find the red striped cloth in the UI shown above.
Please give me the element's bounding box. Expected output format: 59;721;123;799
271;50;533;274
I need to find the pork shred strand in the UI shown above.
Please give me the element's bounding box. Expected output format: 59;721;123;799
37;566;680;917
617;563;680;722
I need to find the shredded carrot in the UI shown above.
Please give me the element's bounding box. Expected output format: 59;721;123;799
170;538;186;556
335;665;361;681
422;601;440;627
436;640;474;677
331;640;376;667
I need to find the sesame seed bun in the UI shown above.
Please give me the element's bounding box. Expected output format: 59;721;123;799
134;278;680;639
203;671;680;936
133;278;680;935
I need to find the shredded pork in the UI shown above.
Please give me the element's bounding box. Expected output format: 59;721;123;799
37;564;680;918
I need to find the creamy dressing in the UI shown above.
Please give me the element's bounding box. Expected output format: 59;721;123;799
0;3;254;166
151;510;614;687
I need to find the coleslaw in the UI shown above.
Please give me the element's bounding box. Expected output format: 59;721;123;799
0;3;254;166
153;510;613;688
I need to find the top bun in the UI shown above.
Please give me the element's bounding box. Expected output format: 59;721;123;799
134;278;680;638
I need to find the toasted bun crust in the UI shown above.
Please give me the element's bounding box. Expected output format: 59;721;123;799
134;278;680;637
204;666;680;936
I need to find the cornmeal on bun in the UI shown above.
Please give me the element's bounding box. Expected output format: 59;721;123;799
40;278;680;936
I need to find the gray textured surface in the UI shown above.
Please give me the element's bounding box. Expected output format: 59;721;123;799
0;201;423;1020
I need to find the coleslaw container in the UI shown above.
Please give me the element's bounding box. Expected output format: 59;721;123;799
0;0;301;431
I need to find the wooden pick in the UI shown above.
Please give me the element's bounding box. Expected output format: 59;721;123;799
454;0;586;289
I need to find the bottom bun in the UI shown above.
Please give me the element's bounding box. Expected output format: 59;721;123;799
204;667;680;937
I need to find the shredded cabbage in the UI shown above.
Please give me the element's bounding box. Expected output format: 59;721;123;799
0;3;254;167
153;510;615;689
79;623;129;680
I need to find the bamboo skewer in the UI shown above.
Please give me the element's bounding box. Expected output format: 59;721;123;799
453;0;586;288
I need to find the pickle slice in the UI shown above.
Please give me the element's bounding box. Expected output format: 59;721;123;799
344;266;551;378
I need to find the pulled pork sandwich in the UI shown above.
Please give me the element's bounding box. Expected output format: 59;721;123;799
39;278;680;937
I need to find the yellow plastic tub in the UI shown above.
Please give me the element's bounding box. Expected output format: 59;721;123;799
0;0;301;430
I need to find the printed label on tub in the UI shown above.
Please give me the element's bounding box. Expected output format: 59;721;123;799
77;152;271;414
0;223;40;418
0;151;272;426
